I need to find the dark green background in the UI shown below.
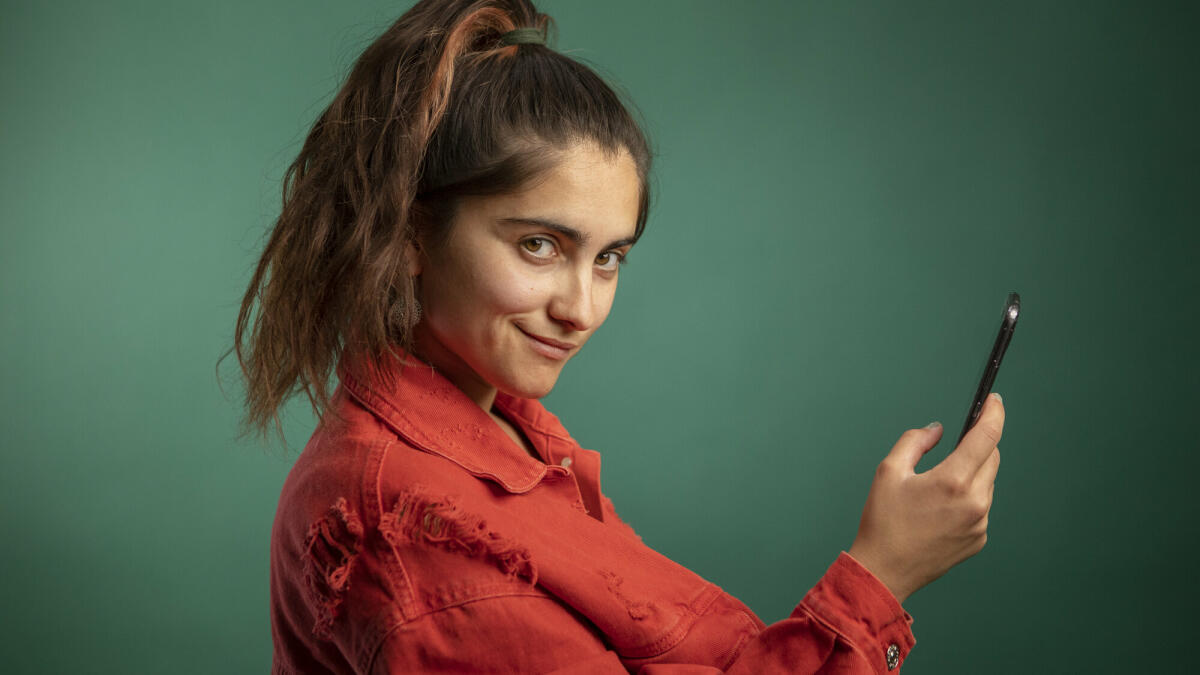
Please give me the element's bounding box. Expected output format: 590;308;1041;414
3;1;1196;672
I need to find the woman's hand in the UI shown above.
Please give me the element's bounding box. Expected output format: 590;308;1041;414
847;393;1004;605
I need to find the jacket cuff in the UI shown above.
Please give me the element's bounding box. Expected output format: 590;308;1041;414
796;552;916;672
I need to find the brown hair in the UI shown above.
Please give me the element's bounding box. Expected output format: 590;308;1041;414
223;0;653;443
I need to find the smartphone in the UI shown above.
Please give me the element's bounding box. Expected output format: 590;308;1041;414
957;292;1021;445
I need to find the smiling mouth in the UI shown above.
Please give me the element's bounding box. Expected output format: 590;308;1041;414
517;326;577;360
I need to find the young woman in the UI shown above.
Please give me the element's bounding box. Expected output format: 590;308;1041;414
233;0;1005;672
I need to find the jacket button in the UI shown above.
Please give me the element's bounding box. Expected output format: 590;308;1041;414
559;456;573;468
886;643;900;670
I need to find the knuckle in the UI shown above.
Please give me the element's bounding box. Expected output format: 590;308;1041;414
875;460;896;479
969;498;991;522
941;475;969;497
974;514;990;535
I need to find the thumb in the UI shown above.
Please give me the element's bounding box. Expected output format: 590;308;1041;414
887;421;944;471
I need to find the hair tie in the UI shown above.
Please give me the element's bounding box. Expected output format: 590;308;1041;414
500;27;546;46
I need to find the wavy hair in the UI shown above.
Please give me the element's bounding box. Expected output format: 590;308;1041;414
223;0;653;443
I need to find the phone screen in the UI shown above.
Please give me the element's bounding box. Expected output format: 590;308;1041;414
957;292;1020;445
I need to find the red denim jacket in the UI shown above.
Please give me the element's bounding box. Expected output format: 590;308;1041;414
270;351;916;673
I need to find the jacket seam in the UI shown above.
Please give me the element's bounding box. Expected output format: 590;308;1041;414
717;609;762;671
371;437;418;623
363;592;572;673
617;582;724;659
495;398;576;444
345;373;547;494
796;598;882;674
343;374;441;457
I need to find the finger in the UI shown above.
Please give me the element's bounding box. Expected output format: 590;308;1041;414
940;392;1005;479
969;446;1000;498
885;421;944;473
973;484;996;536
979;445;1000;485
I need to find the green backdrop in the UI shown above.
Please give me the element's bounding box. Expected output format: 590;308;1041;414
3;1;1196;672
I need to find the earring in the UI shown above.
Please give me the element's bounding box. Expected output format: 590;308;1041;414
410;296;422;325
389;296;421;333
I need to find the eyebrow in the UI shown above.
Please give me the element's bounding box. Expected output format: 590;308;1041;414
497;217;637;251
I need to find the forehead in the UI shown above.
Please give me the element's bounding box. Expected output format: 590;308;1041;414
460;142;641;244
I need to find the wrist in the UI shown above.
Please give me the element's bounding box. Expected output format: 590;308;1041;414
845;545;910;605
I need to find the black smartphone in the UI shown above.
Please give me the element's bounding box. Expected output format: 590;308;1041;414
957;292;1021;445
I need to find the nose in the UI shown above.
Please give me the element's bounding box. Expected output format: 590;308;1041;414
548;264;596;332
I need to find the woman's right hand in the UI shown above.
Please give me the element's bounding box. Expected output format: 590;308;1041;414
847;393;1005;605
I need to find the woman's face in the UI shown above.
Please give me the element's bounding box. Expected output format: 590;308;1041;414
411;141;641;407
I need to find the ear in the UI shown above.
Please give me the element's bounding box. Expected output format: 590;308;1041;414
403;240;423;277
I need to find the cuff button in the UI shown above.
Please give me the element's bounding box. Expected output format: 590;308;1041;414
886;643;900;670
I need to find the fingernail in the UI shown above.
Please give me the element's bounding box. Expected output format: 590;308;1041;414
991;392;1003;404
925;421;942;429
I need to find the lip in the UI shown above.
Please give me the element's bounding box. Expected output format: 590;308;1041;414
517;326;578;360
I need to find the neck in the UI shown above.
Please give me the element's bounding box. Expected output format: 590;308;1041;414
409;322;499;413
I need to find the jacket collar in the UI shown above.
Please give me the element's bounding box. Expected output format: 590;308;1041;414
336;347;584;494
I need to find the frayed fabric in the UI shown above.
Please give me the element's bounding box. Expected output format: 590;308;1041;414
599;570;654;621
380;487;538;586
301;498;364;639
273;349;918;673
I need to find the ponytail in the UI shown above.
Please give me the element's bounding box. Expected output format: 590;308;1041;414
225;0;651;444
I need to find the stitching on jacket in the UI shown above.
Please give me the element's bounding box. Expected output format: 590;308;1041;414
363;593;566;673
612;583;724;659
797;596;876;670
342;374;441;457
344;375;546;493
358;436;418;672
718;609;763;670
368;437;419;619
494;396;577;444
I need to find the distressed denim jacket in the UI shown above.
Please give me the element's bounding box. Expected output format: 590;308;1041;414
270;350;916;673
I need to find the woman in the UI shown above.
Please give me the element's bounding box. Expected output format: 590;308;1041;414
233;0;1005;672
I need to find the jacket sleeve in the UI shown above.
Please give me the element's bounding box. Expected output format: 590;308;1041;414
600;498;915;673
369;552;913;674
712;552;915;674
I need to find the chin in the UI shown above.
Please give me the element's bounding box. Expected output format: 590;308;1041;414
499;370;561;400
503;381;557;400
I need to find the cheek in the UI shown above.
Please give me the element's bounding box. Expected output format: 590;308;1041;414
438;253;547;322
478;260;548;316
592;283;618;326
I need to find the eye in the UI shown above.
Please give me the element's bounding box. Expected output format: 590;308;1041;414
520;237;556;259
595;251;626;272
